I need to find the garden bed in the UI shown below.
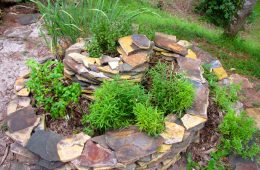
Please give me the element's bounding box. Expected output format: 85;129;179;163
5;32;232;169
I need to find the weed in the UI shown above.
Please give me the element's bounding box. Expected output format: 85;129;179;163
82;78;149;133
26;59;81;119
133;103;165;136
148;62;194;117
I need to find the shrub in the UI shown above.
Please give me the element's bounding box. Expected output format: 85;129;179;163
133;103;165;136
219;111;260;159
148;62;194;117
88;17;132;57
82;79;149;133
196;0;245;27
26;59;81;119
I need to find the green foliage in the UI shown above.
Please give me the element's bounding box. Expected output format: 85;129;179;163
196;0;245;27
148;62;194;117
87;17;132;57
219;111;260;159
26;59;81;119
133;103;165;136
199;66;260;168
82;79;149;133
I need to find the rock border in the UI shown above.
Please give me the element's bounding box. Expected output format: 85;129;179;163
5;32;231;169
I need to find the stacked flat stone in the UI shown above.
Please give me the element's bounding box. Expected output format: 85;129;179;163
63;35;153;99
5;33;234;170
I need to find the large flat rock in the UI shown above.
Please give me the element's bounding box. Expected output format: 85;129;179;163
105;126;164;164
26;130;62;162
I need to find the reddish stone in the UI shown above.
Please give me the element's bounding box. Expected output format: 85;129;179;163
154;32;188;56
78;140;117;168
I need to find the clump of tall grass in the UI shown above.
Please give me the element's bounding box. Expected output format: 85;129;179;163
33;0;157;55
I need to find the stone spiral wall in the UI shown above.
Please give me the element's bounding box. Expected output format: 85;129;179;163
5;32;231;169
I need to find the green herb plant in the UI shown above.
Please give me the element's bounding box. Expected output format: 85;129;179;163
188;65;260;169
133;103;165;136
26;59;81;119
82;78;149;133
148;62;194;117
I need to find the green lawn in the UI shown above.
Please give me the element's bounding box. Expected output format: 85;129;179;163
120;0;260;78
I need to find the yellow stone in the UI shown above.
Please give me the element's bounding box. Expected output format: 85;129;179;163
120;75;132;80
181;114;207;130
98;66;119;75
82;89;94;94
121;52;149;68
14;78;25;92
161;52;175;57
157;144;171;153
17;88;30;97
212;67;228;80
118;36;139;55
57;133;90;162
185;49;197;59
160;122;185;144
82;57;97;67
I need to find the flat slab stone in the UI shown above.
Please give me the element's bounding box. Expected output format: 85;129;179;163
191;46;215;64
74;140;117;168
14;78;25;92
212;67;228;80
26;130;62;162
181;114;207;130
177;57;205;83
131;34;151;49
38;159;64;170
246;108;260;129
187;81;209;118
10;142;39;161
100;55;120;65
6;117;40;146
17;88;30;97
7;106;37;133
160;122;185;144
118;36;140;55
154;32;188;56
105;126;164;164
57;133;90;162
7;99;18;116
18;97;31;108
185;49;197;59
121;52;149;68
230;74;253;89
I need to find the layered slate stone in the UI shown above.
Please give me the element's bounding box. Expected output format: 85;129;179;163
105;126;164;164
246;108;260;129
187;80;209;118
131;34;151;49
121;51;149;68
65;41;85;57
7;106;37;133
230;74;253;89
181;114;207;130
73;140;117;168
14;78;26;92
118;36;140;55
10;142;39;162
57;133;90;162
177;57;205;83
160;122;185;144
6;117;40;146
191;46;215;64
154;32;188;56
26;130;62;162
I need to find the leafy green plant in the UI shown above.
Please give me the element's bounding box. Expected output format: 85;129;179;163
199;66;260;168
26;59;81;119
219;111;260;159
148;62;194;117
87;17;132;57
82;78;149;133
133;103;165;136
196;0;245;27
